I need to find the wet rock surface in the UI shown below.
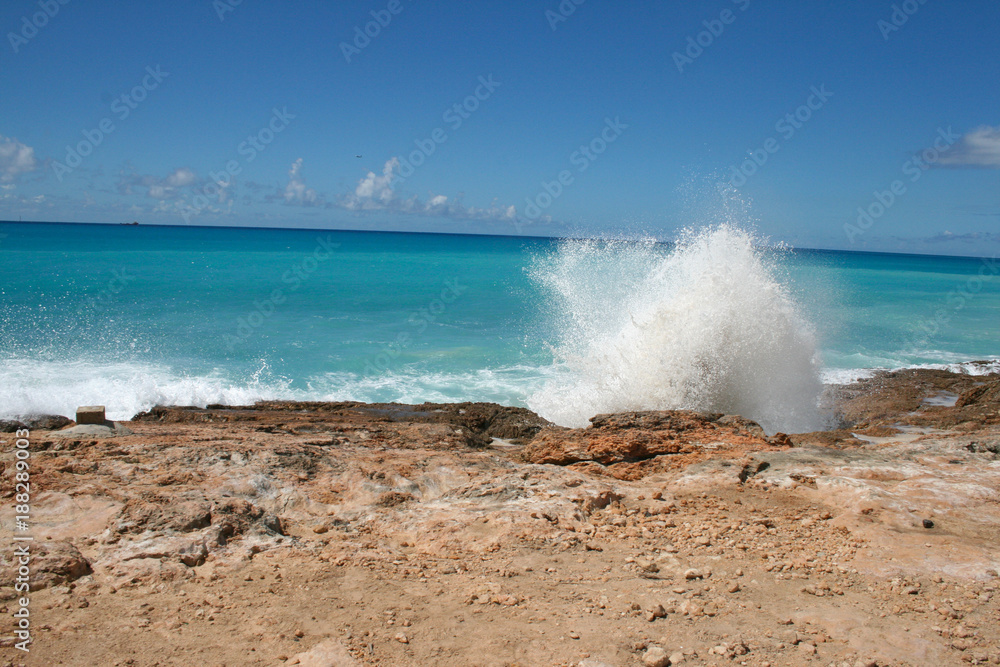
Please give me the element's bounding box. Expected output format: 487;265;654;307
1;367;999;665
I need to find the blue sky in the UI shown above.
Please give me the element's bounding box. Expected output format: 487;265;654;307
1;0;998;255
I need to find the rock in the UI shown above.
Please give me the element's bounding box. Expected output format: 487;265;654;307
394;632;408;644
0;540;92;591
642;645;670;667
288;639;360;666
523;410;770;467
117;536;208;567
645;603;666;621
669;651;685;665
956;380;1000;408
0;419;27;433
114;495;212;535
22;414;74;430
923;519;935;529
48;422;133;438
684;568;702;580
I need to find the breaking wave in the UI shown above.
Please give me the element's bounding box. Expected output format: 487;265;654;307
527;225;825;434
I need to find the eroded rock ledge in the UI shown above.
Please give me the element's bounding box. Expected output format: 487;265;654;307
1;367;999;666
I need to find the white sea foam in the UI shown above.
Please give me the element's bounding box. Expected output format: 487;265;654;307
526;225;826;434
820;359;1000;386
0;357;293;421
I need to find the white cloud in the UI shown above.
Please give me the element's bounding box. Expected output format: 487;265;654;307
936;125;1000;168
0;135;37;183
117;166;226;203
165;167;197;188
341;158;519;222
283;158;319;205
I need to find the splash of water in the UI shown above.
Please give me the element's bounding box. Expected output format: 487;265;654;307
527;225;824;434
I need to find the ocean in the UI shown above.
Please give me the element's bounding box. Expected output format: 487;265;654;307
1;221;998;433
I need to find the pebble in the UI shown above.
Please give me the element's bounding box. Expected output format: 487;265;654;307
394;632;409;644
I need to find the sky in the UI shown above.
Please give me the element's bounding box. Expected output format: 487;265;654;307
1;0;998;255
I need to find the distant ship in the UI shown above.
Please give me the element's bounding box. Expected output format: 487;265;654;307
120;221;139;225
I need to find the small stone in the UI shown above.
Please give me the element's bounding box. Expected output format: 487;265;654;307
569;630;580;639
668;651;684;665
727;582;741;593
642;646;670;667
294;629;304;638
923;519;935;529
395;632;409;644
798;642;817;655
684;569;702;580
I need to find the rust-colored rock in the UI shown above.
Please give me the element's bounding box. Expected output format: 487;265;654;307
523;410;772;468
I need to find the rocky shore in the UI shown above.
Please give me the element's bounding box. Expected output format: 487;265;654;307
2;368;1000;666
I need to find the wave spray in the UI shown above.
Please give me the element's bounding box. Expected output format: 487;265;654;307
527;225;824;434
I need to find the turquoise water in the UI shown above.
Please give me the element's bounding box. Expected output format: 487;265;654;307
1;221;998;426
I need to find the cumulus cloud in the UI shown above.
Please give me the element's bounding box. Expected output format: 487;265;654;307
117;166;227;202
165;167;197;188
341;158;518;222
935;125;1000;168
283;158;320;206
0;135;37;183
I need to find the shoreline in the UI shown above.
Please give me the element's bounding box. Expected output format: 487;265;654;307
2;367;999;665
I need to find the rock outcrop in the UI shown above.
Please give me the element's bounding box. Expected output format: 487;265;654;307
2;368;1000;666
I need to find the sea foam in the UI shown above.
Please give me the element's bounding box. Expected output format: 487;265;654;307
527;225;825;434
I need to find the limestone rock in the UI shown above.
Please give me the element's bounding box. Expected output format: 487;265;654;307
288;638;360;666
642;645;670;667
523;410;770;466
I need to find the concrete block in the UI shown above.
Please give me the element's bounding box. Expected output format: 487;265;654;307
76;405;106;425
